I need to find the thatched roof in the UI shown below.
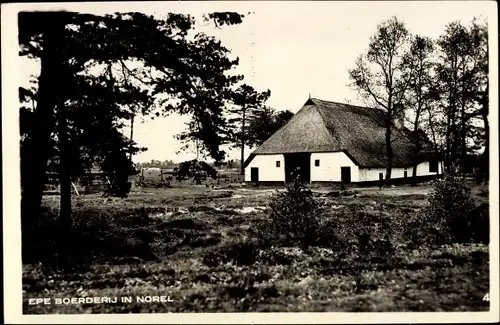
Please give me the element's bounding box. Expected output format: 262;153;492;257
245;98;436;168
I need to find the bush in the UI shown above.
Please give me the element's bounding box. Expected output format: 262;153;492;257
347;209;398;262
402;210;440;247
262;176;325;246
465;202;489;244
135;178;172;188
104;180;132;198
203;239;260;267
176;159;217;184
427;173;479;244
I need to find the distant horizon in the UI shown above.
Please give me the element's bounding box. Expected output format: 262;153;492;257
135;158;242;165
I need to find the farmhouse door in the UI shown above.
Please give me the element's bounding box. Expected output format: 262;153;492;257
341;167;351;183
284;153;311;183
250;167;259;182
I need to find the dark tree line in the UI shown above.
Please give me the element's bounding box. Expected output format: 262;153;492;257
136;160;177;169
349;16;489;185
245;107;294;147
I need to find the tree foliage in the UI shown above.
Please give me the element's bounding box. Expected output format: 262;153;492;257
246;107;294;147
227;84;271;173
434;19;488;175
136;159;177;168
400;35;436;184
427;173;487;244
348;16;411;184
176;159;218;184
350;16;489;181
19;10;247;231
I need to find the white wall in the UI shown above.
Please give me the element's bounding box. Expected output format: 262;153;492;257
245;154;285;182
246;153;443;183
358;160;443;182
310;152;359;182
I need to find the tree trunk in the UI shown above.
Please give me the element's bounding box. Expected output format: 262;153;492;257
240;109;246;175
445;111;452;174
129;113;135;160
459;78;467;174
384;115;393;186
21;21;64;244
480;87;489;183
385;129;393;185
450;58;459;172
196;139;199;160
444;56;459;174
450;119;459;172
411;92;423;186
411;135;421;187
411;164;418;183
57;100;72;227
384;90;394;186
426;103;441;163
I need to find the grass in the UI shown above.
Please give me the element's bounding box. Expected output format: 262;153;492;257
22;184;490;313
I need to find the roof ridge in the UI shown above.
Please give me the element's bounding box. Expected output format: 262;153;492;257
311;98;389;130
311;97;385;112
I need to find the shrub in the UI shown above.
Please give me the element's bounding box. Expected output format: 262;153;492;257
465;202;489;244
403;210;441;247
176;159;217;184
203;238;260;267
349;209;397;262
427;173;478;244
135;178;172;188
104;180;132;198
263;176;324;247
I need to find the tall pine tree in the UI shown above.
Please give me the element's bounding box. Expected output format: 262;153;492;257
19;10;247;232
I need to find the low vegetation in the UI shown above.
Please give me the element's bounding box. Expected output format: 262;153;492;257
427;173;489;244
260;177;326;247
23;180;490;313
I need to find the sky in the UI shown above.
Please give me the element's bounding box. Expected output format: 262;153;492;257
16;1;495;163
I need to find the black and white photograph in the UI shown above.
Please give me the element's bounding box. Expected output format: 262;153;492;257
2;0;498;323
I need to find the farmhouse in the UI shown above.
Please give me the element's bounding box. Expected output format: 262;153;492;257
244;98;443;185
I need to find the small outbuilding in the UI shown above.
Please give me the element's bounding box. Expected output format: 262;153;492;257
244;98;443;185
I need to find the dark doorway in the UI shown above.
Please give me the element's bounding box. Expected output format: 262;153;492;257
429;160;438;173
284;153;311;183
250;167;259;182
379;173;384;181
404;171;408;179
341;167;351;183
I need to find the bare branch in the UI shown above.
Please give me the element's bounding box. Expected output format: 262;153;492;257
119;60;151;86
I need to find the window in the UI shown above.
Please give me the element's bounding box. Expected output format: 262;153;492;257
429;160;438;173
315;159;320;167
276;161;280;168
